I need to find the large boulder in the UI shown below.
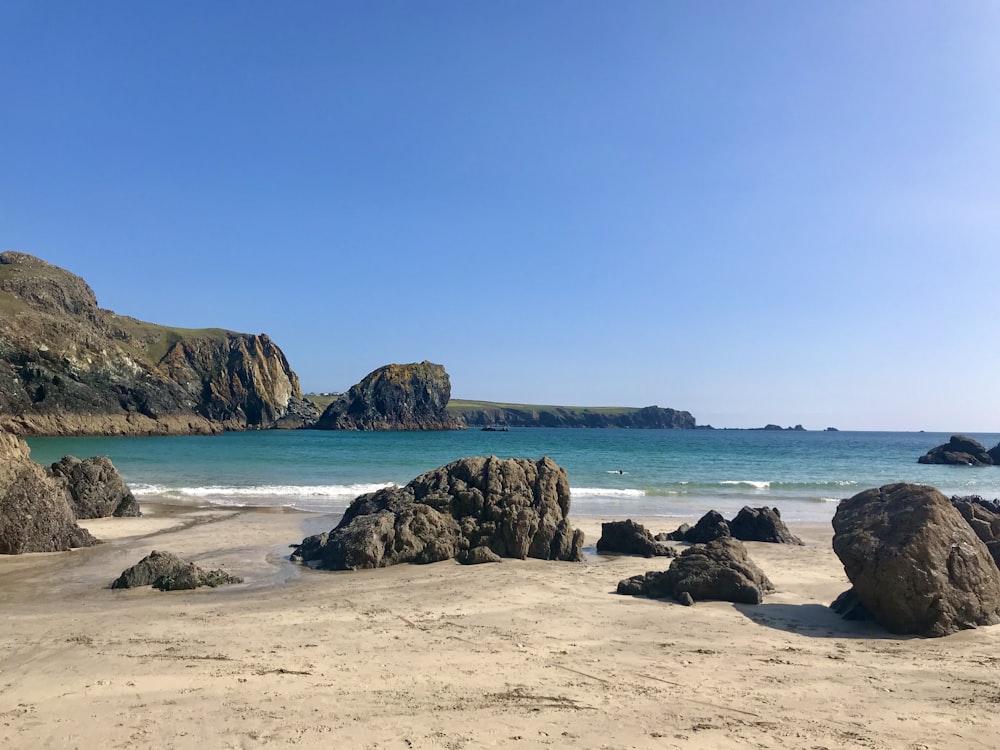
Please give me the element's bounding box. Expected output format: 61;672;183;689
918;435;995;466
832;483;1000;636
291;456;584;569
617;537;774;604
596;519;674;557
951;495;1000;570
729;506;802;545
666;510;731;543
0;432;97;553
315;361;466;431
48;455;140;518
111;550;243;591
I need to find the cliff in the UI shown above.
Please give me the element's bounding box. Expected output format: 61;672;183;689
0;251;315;435
448;401;697;429
315;361;466;431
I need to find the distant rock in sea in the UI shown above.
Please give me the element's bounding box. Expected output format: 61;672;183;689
291;456;584;569
0;251;313;436
314;361;465;431
918;434;1000;466
448;401;696;429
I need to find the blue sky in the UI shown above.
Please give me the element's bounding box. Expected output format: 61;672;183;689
3;1;1000;430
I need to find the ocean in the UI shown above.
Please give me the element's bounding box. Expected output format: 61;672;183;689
24;429;1000;525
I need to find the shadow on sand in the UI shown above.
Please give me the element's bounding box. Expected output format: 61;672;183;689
732;601;910;640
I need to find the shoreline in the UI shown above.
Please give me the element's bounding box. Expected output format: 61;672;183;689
3;503;1000;748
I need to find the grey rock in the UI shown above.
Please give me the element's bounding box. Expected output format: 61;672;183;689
729;506;802;545
668;510;731;543
457;546;502;565
832;483;1000;636
596;519;674;557
292;456;584;570
48;455;140;518
111;550;242;590
951;495;1000;570
918;435;994;466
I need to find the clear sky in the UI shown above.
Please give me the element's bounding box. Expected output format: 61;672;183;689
3;1;1000;431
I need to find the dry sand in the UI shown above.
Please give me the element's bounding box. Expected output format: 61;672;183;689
2;505;1000;749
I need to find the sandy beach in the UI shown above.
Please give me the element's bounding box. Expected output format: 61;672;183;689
3;504;1000;749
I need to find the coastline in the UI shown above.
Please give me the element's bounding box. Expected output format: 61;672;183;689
3;503;1000;749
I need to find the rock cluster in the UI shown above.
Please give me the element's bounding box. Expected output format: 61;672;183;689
596;519;674;557
111;550;243;591
918;435;1000;466
0;251;309;436
951;495;1000;569
664;506;803;545
0;432;97;553
292;456;584;569
315;361;465;431
617;537;774;605
832;483;1000;637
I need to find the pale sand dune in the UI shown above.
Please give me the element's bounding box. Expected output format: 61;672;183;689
2;507;1000;749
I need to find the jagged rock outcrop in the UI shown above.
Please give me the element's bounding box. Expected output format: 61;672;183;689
0;432;98;553
918;435;998;466
596;519;674;557
0;251;310;435
951;495;1000;570
111;550;243;590
832;483;1000;637
291;456;584;569
48;455;140;518
449;402;696;429
617;538;774;604
315;361;465;431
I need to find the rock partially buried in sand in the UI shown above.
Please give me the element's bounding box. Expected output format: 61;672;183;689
0;432;98;554
112;550;243;591
832;483;1000;637
291;456;584;570
596;519;674;557
617;538;774;605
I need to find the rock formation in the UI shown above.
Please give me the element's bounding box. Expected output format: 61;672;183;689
951;495;1000;570
918;435;999;466
832;483;1000;637
111;550;243;590
0;432;98;553
291;456;584;569
448;401;696;429
0;251;312;435
315;361;465;430
596;519;674;557
665;506;802;545
617;538;774;604
48;455;140;518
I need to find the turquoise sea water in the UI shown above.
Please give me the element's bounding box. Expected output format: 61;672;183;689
24;429;1000;524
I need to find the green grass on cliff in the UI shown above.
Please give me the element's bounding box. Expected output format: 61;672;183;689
446;399;639;416
114;317;234;364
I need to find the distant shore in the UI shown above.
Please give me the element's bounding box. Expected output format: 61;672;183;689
3;501;1000;748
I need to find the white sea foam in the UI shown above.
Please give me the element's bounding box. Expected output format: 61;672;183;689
719;480;771;490
131;482;395;499
571;487;645;498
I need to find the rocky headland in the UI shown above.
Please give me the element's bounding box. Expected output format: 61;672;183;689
0;251;316;436
447;401;696;429
315;361;465;431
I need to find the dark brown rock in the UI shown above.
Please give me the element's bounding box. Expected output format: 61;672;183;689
48;455;140;518
315;361;465;431
729;506;803;545
918;435;994;466
617;537;774;604
667;510;731;543
0;432;98;554
832;483;1000;636
111;550;243;590
596;519;674;557
457;546;502;565
291;456;584;570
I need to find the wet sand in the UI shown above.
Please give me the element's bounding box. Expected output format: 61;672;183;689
2;505;1000;749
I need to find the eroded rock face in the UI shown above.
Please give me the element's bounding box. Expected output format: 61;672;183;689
918;435;997;466
48;455;140;518
111;550;243;591
0;252;308;435
291;456;584;569
0;432;97;554
617;538;774;604
596;519;674;557
314;361;465;431
832;483;1000;637
951;496;1000;570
